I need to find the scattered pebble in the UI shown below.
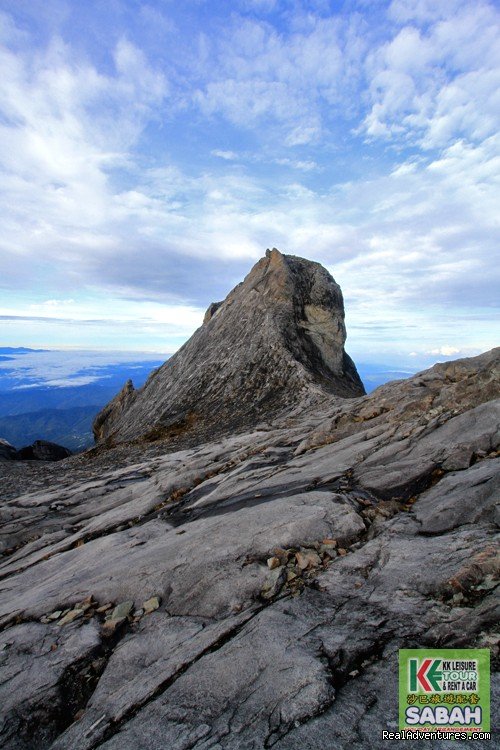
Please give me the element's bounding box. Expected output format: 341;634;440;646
319;543;337;558
295;550;321;570
40;593;163;632
143;596;160;614
77;601;92;613
108;601;134;621
261;568;286;600
272;548;290;565
58;609;84;626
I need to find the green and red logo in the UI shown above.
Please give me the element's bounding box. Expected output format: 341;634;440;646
409;658;442;692
399;649;490;733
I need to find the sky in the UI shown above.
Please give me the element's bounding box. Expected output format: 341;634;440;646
0;0;498;368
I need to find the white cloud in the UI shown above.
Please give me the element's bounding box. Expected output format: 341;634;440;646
274;158;319;171
239;0;278;10
363;2;500;148
29;299;75;309
285;124;322;146
193;15;364;142
0;25;169;287
428;346;461;356
191;2;499;156
211;149;239;160
388;0;466;23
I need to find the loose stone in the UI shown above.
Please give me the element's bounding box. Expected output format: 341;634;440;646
142;596;160;614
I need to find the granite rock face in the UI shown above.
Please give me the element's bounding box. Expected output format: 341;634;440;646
0;347;498;750
93;249;365;446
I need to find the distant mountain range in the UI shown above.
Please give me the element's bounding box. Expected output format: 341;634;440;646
0;347;416;451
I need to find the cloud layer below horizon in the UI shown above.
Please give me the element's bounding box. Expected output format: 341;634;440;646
0;0;498;366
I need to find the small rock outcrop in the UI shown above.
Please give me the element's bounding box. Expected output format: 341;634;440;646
93;249;365;446
0;438;72;462
16;440;72;462
0;439;17;461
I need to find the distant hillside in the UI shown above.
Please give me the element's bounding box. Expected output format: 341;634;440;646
0;384;122;418
0;406;97;452
0;383;142;449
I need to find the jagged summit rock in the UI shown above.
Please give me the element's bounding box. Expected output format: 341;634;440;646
93;248;365;446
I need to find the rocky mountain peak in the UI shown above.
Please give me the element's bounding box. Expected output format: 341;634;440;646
93;249;365;447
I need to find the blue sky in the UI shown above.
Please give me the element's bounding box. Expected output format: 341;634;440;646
0;0;498;367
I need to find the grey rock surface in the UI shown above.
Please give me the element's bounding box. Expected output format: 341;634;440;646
0;620;101;749
0;347;498;749
92;249;365;447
